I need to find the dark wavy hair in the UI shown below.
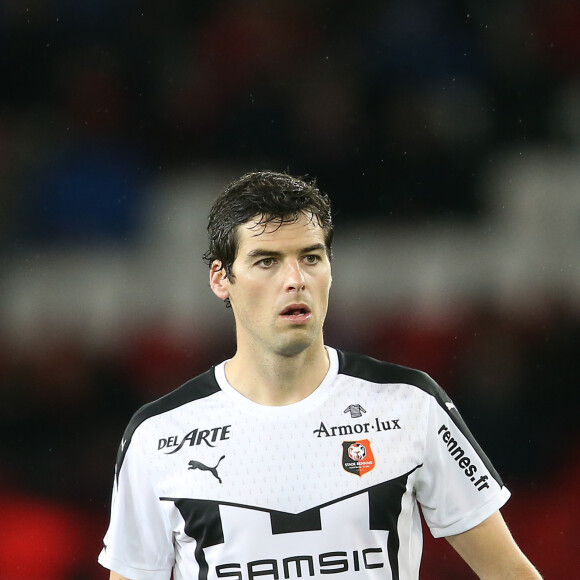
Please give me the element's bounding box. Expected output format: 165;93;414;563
203;170;334;281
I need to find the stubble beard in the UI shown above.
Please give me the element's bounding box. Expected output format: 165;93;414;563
272;323;325;358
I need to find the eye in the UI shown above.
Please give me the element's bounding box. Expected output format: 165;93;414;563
304;254;320;265
258;257;275;268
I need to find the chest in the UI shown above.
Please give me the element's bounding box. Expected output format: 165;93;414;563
145;384;428;513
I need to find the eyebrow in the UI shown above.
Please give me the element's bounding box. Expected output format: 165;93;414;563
246;243;327;259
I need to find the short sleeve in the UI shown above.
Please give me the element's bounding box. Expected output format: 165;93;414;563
415;394;510;538
98;429;175;580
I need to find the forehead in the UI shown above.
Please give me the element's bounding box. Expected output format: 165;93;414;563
236;213;326;252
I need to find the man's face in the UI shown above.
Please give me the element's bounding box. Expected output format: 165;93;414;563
212;212;332;358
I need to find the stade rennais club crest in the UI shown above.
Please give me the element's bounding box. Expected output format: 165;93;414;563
342;439;375;476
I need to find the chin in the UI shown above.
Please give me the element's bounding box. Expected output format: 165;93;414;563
275;337;315;358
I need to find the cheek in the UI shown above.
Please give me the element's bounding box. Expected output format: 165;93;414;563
238;284;268;312
318;272;332;294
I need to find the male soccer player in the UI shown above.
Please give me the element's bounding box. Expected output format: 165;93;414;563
99;171;542;579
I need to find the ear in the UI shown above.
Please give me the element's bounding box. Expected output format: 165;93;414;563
209;261;230;301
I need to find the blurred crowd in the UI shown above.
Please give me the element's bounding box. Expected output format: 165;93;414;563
2;0;580;243
1;0;579;578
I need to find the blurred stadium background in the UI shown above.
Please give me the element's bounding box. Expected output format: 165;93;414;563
0;1;579;578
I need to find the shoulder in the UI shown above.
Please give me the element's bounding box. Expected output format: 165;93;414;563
336;349;436;392
116;367;220;470
335;349;455;408
131;367;220;429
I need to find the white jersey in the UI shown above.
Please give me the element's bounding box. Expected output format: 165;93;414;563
99;347;510;580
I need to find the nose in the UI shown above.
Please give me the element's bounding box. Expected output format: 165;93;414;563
285;260;305;292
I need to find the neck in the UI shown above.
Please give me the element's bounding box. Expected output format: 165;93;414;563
225;340;329;406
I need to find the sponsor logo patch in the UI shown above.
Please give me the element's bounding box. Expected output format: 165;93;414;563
344;403;367;418
342;439;375;477
158;424;231;454
188;455;225;484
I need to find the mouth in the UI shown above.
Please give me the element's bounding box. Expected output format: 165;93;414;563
280;304;312;322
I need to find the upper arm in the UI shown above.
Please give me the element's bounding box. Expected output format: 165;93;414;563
446;510;542;579
99;435;175;576
110;573;130;580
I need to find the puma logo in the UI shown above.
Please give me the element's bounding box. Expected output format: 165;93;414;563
188;455;225;484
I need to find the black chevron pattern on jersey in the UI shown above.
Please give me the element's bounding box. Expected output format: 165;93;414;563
164;467;417;580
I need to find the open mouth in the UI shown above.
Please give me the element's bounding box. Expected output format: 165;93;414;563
280;305;311;319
